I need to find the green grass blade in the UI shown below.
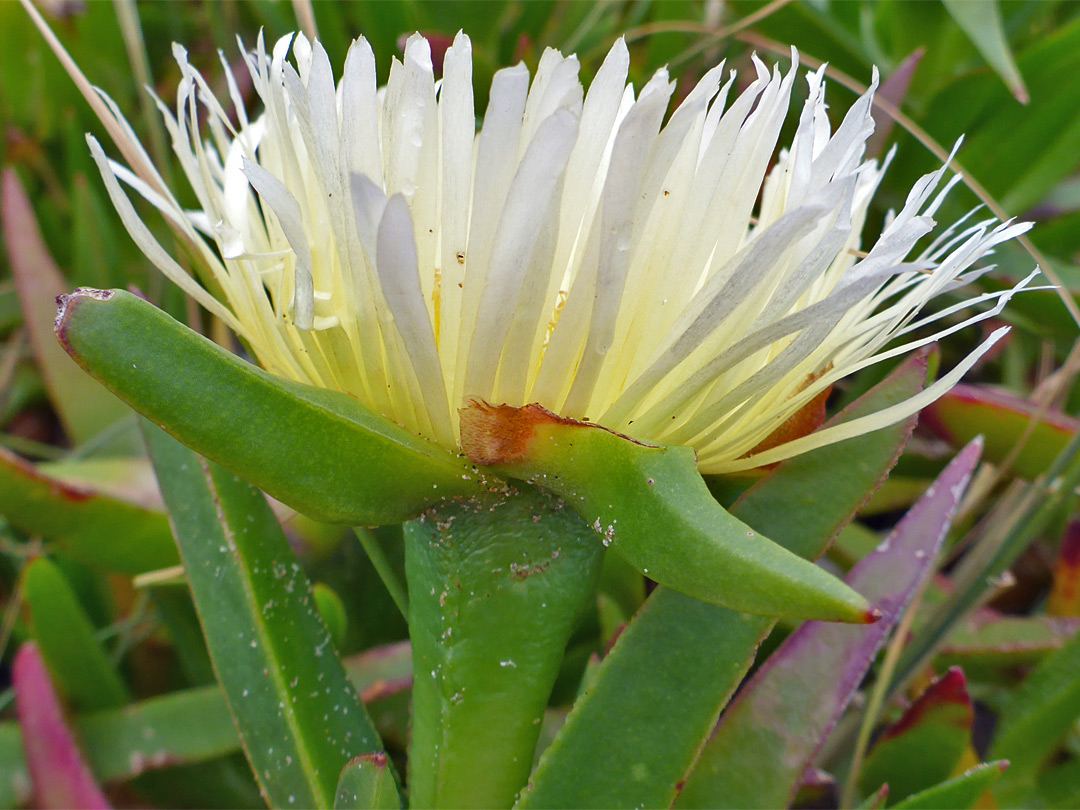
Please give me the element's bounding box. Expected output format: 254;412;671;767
893;428;1080;693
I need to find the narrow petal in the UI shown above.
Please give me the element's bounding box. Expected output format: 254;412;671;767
87;136;241;332
375;194;453;445
242;158;315;329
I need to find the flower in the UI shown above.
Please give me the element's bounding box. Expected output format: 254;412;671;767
78;30;1033;473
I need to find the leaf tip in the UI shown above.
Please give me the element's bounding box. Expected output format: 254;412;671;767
54;287;114;344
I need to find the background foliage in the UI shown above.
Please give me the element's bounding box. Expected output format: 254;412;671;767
1;1;1079;808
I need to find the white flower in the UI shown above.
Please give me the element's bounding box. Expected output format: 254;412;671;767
83;31;1034;472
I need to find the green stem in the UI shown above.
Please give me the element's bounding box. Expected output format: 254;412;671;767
405;483;604;809
354;526;410;619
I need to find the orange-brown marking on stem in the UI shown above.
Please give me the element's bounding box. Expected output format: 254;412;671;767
459;401;576;466
458;399;655;467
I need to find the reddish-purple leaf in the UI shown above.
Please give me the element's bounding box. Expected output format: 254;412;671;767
676;439;983;809
13;642;110;809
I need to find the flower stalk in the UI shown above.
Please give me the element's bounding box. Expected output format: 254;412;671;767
404;484;604;808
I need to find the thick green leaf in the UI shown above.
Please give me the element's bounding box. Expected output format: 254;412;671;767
56;289;483;525
79;686;239;780
991;628;1080;792
0;169;133;449
942;0;1027;103
517;349;929;810
922;384;1078;480
38;456;163;510
462;405;874;623
0;447;178;575
406;485;604;809
892;761;1008;810
23;557;130;711
676;440;981;809
858;668;973;804
334;753;400;810
935;611;1080;676
143;423;381;808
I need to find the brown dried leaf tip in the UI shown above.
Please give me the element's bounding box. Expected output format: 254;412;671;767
459;399;577;467
54;288;113;333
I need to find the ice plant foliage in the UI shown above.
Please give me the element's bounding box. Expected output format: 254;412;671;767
86;31;1033;472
